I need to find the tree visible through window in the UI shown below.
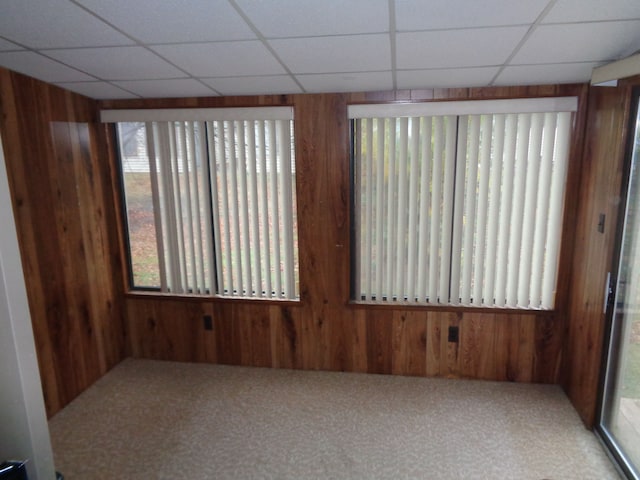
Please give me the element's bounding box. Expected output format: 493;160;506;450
113;107;299;300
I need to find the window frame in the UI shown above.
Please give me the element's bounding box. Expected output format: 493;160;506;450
106;107;300;302
348;97;578;311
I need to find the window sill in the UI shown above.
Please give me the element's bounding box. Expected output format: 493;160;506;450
348;300;556;315
124;289;302;307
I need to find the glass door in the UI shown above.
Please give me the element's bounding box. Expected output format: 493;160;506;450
600;89;640;479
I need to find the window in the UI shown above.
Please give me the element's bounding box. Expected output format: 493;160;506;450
105;107;299;300
350;98;577;309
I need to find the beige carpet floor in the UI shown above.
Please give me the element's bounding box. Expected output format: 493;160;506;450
48;358;620;479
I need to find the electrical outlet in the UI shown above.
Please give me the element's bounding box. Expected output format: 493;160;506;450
448;325;459;343
203;315;213;331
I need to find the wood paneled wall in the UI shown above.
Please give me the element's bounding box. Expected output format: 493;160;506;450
562;80;638;427
2;64;608;420
125;299;562;383
101;84;587;386
0;68;127;417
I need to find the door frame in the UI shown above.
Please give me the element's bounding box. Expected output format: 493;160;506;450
596;85;640;480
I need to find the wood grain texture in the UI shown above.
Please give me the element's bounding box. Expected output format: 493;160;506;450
1;70;597;418
562;83;635;427
124;296;561;384
0;67;126;417
106;85;586;386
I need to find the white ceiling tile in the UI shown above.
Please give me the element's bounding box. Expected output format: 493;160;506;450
397;67;500;89
152;42;285;77
0;38;23;51
46;47;186;81
513;21;640;65
0;0;133;48
75;0;255;43
270;34;390;74
395;0;549;31
237;0;388;37
202;76;302;95
397;27;527;70
55;81;138;99
494;62;600;86
296;71;392;93
113;79;217;98
544;0;640;23
0;51;93;82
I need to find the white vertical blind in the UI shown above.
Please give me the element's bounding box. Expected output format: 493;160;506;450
352;99;575;309
123;112;298;299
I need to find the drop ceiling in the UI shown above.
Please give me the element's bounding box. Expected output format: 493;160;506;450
0;0;639;99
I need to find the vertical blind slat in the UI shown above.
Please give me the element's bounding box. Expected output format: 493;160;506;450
530;113;557;306
179;122;197;293
385;119;397;299
218;121;234;294
197;121;215;293
374;118;385;299
169;124;188;292
416;117;432;302
429;117;444;303
518;113;544;306
279;120;296;299
363;119;372;300
157;122;181;292
461;115;480;305
246;121;261;297
206;122;223;294
395;118;409;299
506;114;531;306
268;120;282;297
237;121;252;295
188;123;205;292
473;115;492;306
257;121;272;297
227;122;244;295
450;116;468;304
483;114;505;305
542;112;571;308
406;117;421;301
494;114;517;306
144;122;168;292
440;116;457;303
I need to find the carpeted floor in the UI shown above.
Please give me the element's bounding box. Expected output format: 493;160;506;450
48;358;620;479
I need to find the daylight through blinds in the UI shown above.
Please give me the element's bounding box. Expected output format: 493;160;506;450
351;100;574;309
112;107;299;300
